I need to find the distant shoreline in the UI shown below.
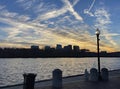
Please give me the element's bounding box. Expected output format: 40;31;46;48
0;56;120;58
0;47;120;58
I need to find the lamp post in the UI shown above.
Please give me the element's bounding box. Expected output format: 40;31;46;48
95;28;102;80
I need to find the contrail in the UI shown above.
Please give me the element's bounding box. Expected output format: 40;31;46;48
72;0;79;6
88;0;96;12
84;0;96;16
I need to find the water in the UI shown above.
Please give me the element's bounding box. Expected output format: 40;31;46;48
0;57;120;87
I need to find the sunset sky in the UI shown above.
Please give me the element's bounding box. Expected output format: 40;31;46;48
0;0;120;52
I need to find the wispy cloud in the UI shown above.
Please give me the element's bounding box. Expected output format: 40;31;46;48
0;8;30;22
94;8;111;26
16;0;35;10
34;0;83;22
0;0;119;52
83;0;119;51
84;0;96;16
0;11;92;50
94;8;118;47
88;0;96;12
0;10;18;18
72;0;80;6
62;0;83;21
0;7;109;51
0;5;6;10
36;8;67;21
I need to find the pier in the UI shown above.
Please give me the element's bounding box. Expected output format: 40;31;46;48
1;69;120;89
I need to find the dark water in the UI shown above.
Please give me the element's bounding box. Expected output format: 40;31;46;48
0;57;120;87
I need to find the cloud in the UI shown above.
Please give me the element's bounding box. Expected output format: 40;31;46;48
16;0;25;3
84;0;96;16
15;0;83;24
0;0;119;52
72;0;80;6
102;33;120;37
94;8;110;28
0;11;93;50
0;9;31;22
0;10;18;18
34;0;83;22
94;8;111;26
36;8;67;21
84;3;119;51
88;0;96;12
0;10;75;48
33;2;48;14
0;5;6;10
16;0;82;22
16;0;35;10
62;0;83;21
84;9;94;17
94;8;118;47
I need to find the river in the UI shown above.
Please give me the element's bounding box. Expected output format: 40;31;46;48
0;57;120;87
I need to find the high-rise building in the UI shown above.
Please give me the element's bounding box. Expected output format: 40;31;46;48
56;44;62;50
44;46;51;50
73;46;80;52
64;45;72;51
31;45;39;49
68;45;72;51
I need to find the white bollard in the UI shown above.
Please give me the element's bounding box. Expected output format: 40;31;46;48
89;68;98;82
52;69;62;89
101;68;109;81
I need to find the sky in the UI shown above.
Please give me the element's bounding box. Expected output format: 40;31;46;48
0;0;120;52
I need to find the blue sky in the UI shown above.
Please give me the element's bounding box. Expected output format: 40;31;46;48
0;0;120;52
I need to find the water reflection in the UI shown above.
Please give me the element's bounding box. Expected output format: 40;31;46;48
0;58;120;86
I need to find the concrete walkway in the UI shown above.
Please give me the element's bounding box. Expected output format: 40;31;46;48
1;70;120;89
62;77;120;89
36;70;120;89
37;77;120;89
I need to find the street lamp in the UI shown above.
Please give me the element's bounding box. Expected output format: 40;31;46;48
95;28;102;80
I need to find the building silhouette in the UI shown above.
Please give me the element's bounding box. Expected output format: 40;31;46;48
64;45;72;51
56;44;62;50
31;45;39;50
44;46;51;51
0;44;119;58
73;46;80;52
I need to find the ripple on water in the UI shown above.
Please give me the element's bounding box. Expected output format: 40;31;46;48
0;58;120;87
